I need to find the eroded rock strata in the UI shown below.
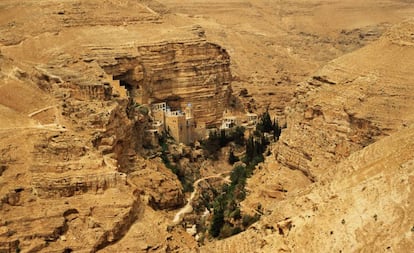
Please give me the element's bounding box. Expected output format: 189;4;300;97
0;1;231;251
99;39;232;126
2;0;414;252
202;19;414;253
276;19;414;180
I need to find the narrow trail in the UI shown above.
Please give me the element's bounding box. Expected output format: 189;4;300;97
28;105;57;118
0;124;67;132
172;173;230;225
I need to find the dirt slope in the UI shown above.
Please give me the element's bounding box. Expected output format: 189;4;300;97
159;0;414;115
1;0;414;252
202;124;414;253
201;18;414;253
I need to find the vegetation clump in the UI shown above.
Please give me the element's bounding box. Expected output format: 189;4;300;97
209;110;283;239
159;132;194;192
158;110;285;239
201;126;245;160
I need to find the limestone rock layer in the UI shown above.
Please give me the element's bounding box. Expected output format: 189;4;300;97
276;19;414;180
101;40;232;126
0;1;228;251
202;19;414;253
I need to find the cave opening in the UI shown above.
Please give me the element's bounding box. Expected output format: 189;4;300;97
119;79;134;97
112;75;143;104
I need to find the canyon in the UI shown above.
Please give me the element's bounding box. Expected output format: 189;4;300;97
1;0;414;252
203;18;414;253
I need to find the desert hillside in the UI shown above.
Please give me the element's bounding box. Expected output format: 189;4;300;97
1;0;414;252
203;125;414;252
159;0;414;116
202;18;414;253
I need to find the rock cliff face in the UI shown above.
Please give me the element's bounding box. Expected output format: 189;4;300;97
202;125;414;253
3;0;414;252
0;1;233;251
137;40;232;126
201;19;414;253
99;39;232;126
0;58;185;251
276;19;414;180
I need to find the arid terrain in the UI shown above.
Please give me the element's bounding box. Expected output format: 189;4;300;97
1;0;414;252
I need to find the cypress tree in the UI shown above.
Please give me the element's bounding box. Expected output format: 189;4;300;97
262;110;273;133
228;150;239;165
210;194;226;238
219;129;227;147
233;126;245;146
272;118;282;140
210;206;224;237
246;136;255;161
256;109;273;133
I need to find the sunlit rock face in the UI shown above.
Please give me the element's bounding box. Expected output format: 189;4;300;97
102;40;232;127
276;19;414;180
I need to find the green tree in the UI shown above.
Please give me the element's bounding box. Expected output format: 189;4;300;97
242;214;260;228
219;129;228;147
202;131;221;160
256;109;273;133
245;136;256;162
230;165;247;187
210;195;226;237
272;118;282;140
232;126;245;146
228;150;239;165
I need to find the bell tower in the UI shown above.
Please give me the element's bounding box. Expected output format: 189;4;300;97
185;103;193;119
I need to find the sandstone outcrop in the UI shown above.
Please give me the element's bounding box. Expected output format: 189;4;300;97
0;64;144;252
128;158;185;210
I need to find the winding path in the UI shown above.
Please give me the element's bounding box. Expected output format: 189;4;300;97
172;173;230;225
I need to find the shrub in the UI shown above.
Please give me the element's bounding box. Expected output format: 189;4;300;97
137;105;149;115
229;207;241;220
242;214;260;228
231;226;242;236
201;131;221;160
220;223;235;238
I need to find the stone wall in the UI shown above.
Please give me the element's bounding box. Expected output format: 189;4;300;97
165;113;188;145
